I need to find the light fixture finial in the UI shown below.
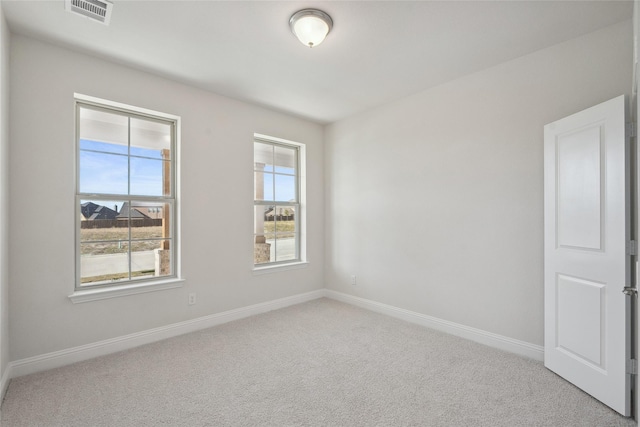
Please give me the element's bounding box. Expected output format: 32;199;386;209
289;9;333;48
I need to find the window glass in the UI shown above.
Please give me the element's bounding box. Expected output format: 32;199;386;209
274;174;296;202
274;145;296;174
76;102;177;289
130;117;172;158
79;107;128;147
129;157;165;196
254;138;301;266
254;172;273;201
79;151;128;195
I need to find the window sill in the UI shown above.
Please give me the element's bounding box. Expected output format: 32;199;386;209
69;278;185;304
252;261;309;275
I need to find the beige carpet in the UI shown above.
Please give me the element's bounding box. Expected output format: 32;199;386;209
1;298;635;426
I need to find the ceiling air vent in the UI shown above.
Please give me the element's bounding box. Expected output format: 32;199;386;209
65;0;113;25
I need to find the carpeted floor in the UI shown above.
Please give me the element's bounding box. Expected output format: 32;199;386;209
0;298;635;426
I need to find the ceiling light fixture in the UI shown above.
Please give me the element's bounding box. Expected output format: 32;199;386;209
289;9;333;48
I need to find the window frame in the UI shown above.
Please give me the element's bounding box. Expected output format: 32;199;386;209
72;94;182;299
253;134;307;270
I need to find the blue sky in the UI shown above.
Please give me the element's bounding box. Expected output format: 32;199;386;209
80;139;165;210
80;139;297;209
260;172;296;202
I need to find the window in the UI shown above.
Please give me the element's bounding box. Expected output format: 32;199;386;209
254;135;305;267
75;96;178;290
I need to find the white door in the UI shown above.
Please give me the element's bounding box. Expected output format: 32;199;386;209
544;95;631;416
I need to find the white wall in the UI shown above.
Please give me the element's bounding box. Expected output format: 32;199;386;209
634;0;639;420
8;35;324;361
325;21;632;347
0;4;9;387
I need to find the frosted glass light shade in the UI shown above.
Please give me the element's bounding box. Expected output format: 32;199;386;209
289;9;333;48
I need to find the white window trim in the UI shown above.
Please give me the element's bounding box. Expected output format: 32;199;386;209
69;278;185;304
252;261;309;275
253;133;307;272
71;93;182;300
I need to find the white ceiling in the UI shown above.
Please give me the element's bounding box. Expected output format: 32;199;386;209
1;0;633;124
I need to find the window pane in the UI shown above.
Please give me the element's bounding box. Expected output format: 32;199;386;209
275;233;299;262
155;239;172;277
79;150;128;195
77;101;177;289
130;157;168;196
272;205;296;224
254;205;273;264
79;107;128;148
131;240;168;279
272;205;298;262
254;142;273;172
80;199;126;241
130;118;171;160
273;206;298;249
80;242;129;285
254;171;274;201
274;145;296;175
253;139;303;267
129;201;167;240
254;205;271;238
274;174;296;202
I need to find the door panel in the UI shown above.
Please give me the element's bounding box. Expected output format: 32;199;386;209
556;274;604;367
544;95;630;416
556;125;602;250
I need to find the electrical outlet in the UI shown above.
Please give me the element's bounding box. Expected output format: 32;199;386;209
188;293;196;305
350;275;357;285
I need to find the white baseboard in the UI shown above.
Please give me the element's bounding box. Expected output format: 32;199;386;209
324;289;544;361
2;287;543;398
0;362;10;402
7;289;325;380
